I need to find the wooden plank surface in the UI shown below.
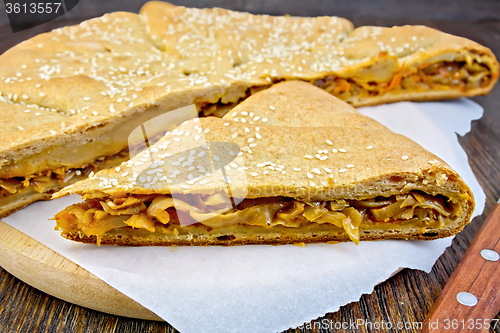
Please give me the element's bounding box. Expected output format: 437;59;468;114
0;222;162;322
1;1;500;332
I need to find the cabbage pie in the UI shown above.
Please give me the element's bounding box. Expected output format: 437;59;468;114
0;1;493;218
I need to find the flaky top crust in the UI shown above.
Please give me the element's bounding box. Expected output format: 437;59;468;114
54;82;472;206
0;1;497;174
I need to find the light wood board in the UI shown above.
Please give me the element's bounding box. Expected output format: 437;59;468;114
0;221;162;321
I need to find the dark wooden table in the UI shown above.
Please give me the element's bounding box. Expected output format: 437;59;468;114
1;1;499;332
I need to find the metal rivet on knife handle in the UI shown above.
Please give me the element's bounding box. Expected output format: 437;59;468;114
456;292;478;307
480;249;499;261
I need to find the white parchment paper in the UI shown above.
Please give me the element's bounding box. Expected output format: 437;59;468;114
3;99;485;333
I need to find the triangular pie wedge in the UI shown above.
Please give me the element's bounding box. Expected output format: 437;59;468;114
52;82;474;246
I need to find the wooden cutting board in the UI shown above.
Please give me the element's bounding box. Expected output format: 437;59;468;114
0;221;162;321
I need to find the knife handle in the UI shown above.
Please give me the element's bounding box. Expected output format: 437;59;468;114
421;202;500;333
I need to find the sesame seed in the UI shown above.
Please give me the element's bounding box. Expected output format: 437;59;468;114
255;133;262;139
76;170;82;175
304;155;313;159
241;111;248;116
263;171;269;175
83;97;90;101
50;130;56;135
115;167;121;172
18;126;24;131
332;149;338;153
223;122;230;126
401;155;409;160
324;168;332;173
312;168;321;175
307;172;313;179
249;143;257;148
24;110;30;113
325;140;333;145
320;156;328;161
230;162;238;168
173;138;180;141
262;118;268;123
367;146;373;150
245;127;250;132
339;169;347;173
338;148;347;153
346;164;355;168
269;106;275;110
250;172;258;177
195;135;200;141
253;116;260;121
248;138;254;143
232;133;238;138
293;168;301;171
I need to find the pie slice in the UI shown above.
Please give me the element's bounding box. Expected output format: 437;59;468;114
1;1;494;217
52;82;474;246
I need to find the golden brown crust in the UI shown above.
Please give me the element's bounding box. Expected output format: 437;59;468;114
59;224;465;246
0;192;53;219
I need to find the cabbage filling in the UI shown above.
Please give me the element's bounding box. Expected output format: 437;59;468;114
312;59;493;102
198;59;494;117
0;150;129;199
54;190;460;245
